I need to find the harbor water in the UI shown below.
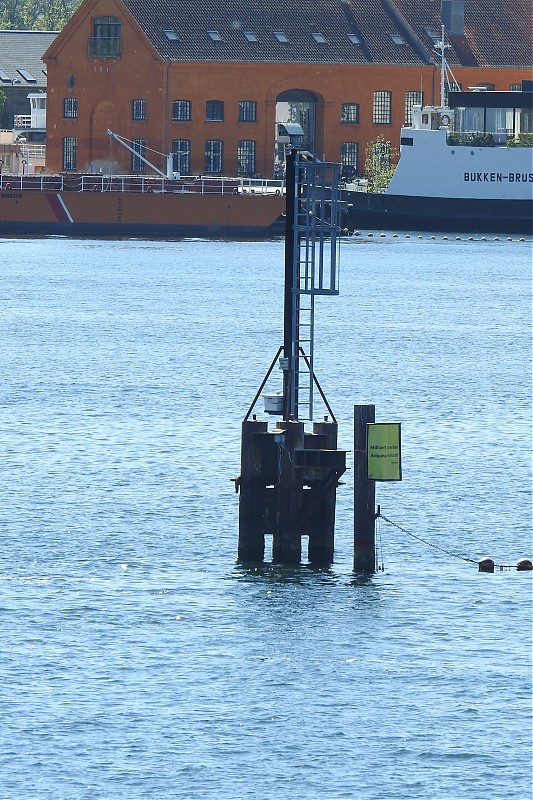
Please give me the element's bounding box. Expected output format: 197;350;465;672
0;234;531;799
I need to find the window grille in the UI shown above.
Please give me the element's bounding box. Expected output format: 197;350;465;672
63;97;78;119
132;99;147;120
404;91;423;125
172;139;190;174
239;101;257;123
89;16;121;57
62;136;77;170
131;138;146;172
206;100;224;121
172;100;191;121
340;142;358;176
204;139;223;173
373;91;392;124
341;103;359;124
237;140;256;175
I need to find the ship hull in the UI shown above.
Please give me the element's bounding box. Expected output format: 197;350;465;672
0;190;286;238
342;191;533;235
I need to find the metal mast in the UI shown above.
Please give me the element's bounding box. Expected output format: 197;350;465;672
282;145;341;422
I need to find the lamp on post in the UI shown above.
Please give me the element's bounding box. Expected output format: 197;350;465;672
18;136;29;176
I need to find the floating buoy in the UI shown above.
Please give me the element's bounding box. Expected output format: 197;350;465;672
392;233;398;238
380;232;386;237
478;556;495;573
517;558;532;571
367;232;373;237
430;235;436;240
405;234;410;238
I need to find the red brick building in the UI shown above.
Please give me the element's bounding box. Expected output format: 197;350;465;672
43;0;532;178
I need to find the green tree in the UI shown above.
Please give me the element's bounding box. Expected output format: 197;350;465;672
0;89;5;114
364;136;399;193
0;0;80;30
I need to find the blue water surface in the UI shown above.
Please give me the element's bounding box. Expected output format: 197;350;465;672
0;234;531;800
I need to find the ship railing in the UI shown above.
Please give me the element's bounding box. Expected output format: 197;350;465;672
0;174;287;195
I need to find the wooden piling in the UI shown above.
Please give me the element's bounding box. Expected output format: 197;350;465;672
237;417;346;566
237;419;269;562
354;404;376;573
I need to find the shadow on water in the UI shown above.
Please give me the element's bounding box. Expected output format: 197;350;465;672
230;560;380;589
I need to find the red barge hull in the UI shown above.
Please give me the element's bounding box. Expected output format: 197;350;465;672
0;177;286;238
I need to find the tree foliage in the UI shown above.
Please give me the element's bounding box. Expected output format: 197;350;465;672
0;0;80;30
364;136;399;193
0;89;5;112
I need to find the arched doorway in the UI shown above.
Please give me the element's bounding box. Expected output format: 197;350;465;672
89;99;120;174
274;89;318;178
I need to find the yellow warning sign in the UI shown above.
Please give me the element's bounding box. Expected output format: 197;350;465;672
367;423;402;481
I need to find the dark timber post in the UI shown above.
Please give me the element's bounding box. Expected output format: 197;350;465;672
354;404;376;573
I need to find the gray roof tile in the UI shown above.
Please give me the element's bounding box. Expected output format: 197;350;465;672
0;30;58;88
121;0;428;65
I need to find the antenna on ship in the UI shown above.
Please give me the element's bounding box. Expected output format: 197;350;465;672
434;24;461;107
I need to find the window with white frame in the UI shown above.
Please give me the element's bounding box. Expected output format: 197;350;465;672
172;100;191;121
404;91;423;125
63;97;78;118
373;91;392;124
340;142;358;177
132;99;147;120
341;103;359;124
237;140;256;175
238;101;257;122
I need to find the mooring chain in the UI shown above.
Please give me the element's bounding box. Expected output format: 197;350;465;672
377;512;515;570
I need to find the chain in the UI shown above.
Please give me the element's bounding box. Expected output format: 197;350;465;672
378;512;516;570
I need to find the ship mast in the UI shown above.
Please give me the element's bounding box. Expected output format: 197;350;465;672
435;24;461;107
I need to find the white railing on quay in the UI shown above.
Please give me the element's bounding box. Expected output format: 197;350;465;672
0;173;287;195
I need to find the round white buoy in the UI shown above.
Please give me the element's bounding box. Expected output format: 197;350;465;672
478;556;495;573
517;558;532;571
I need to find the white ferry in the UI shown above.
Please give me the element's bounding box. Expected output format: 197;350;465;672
343;81;533;234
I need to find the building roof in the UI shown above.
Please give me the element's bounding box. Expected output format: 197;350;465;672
119;0;532;68
0;30;58;89
121;0;430;66
392;0;533;68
